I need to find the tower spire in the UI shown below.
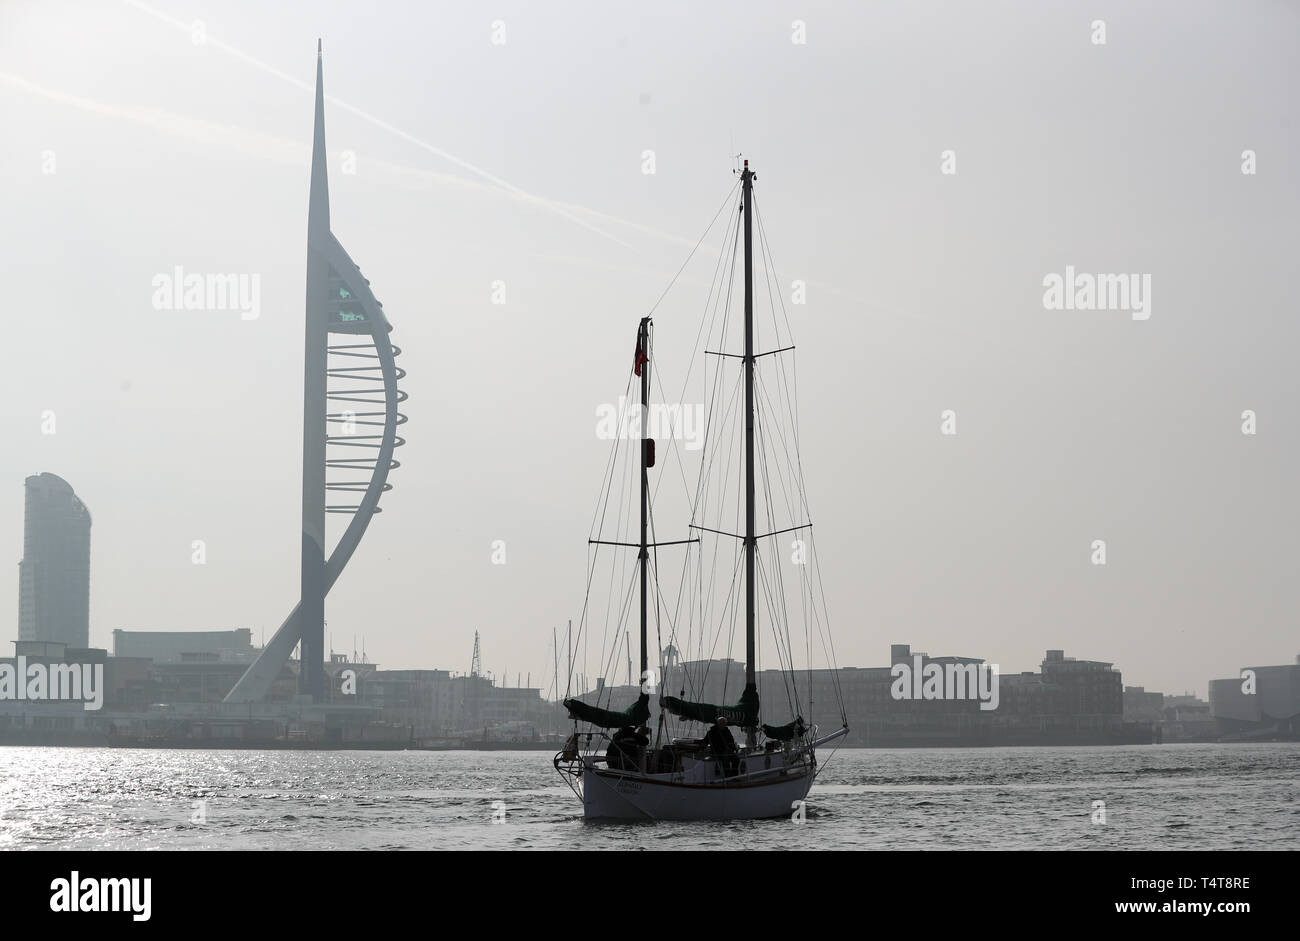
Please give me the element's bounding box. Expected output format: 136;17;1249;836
299;40;330;700
309;40;330;238
225;40;406;705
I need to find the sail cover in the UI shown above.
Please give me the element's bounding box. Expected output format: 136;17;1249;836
661;683;760;727
564;692;650;728
761;716;807;741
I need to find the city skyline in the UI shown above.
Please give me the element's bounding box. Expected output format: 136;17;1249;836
3;2;1297;699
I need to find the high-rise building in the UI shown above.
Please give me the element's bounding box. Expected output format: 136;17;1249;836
18;472;91;647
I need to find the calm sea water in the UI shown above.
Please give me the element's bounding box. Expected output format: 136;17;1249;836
0;743;1294;850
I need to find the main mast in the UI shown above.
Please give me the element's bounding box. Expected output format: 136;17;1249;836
742;160;756;742
638;316;651;691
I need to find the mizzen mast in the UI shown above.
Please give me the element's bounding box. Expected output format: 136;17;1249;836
637;315;651;690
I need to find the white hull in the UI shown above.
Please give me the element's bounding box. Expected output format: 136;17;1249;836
580;759;814;821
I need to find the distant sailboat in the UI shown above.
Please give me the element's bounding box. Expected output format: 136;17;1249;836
555;160;847;821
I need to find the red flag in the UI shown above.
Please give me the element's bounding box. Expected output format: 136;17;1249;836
634;337;648;376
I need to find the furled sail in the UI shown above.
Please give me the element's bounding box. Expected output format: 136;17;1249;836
661;683;760;728
563;692;650;729
761;716;807;741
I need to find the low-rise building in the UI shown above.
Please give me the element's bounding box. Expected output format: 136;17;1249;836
1209;657;1300;740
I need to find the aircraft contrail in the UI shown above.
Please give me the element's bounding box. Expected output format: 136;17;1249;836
121;0;636;249
0;72;514;200
19;0;971;342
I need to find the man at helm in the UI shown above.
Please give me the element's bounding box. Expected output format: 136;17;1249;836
703;715;739;777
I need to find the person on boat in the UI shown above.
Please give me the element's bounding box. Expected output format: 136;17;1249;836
703;715;739;777
607;726;643;771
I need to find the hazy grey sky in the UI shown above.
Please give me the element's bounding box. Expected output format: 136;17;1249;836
2;0;1296;698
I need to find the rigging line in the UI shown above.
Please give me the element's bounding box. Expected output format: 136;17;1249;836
651;548;663;721
595;448;627;692
754;371;803;526
615;397;640;642
584;349;639;658
751;200;838;725
645;178;740;318
754;420;802;717
573;415;637;699
801;530;845;720
753;372;795;529
697;536;738;675
688;510;720;698
640;320;695;531
607;526;642;689
706;350;745;526
753;195;805;480
646;485;684;715
811;535;848;720
586;366;637;539
602;553;642;704
587;352;668;712
691;369;745;529
702;390;744;680
693;221;747;628
683;204;742;704
755;544;799;718
763;534;802;716
662;521;697;705
747;316;818;726
711;282;749;703
575;535;639;713
804;541;813;721
668;183;741;436
757;204;812;534
649;368;695;513
751;190;796;349
690;207;743;524
648;552;686;680
675;187;742;524
696;543;746;703
595;396;643;684
693;369;744;643
786;519;835;707
752;213;805;519
717;365;750;705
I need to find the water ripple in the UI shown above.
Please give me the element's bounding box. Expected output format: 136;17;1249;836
0;743;1293;850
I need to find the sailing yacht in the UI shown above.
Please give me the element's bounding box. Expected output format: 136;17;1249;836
554;160;847;821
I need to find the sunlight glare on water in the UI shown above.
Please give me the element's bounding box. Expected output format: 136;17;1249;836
0;743;1294;850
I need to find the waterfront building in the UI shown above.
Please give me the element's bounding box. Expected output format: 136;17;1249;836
112;628;255;664
18;473;91;648
1040;649;1122;715
1123;685;1165;722
1209;657;1300;739
568;643;1145;745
